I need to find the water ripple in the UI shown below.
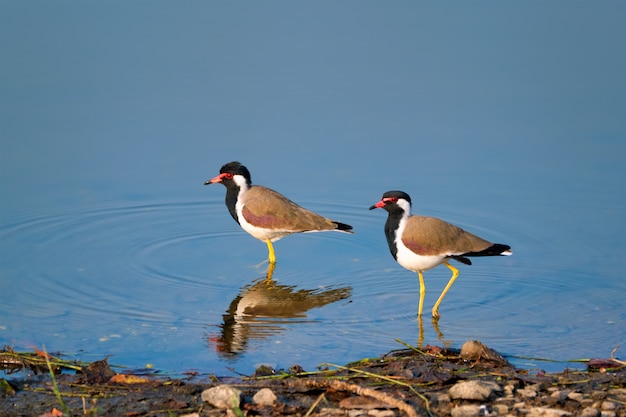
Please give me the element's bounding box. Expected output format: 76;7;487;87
1;197;624;374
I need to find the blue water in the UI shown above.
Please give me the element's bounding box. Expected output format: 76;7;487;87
1;1;625;376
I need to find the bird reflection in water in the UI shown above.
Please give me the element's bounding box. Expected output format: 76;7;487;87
209;263;352;357
417;315;446;349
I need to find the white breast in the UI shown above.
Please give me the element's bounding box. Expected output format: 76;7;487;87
394;216;446;272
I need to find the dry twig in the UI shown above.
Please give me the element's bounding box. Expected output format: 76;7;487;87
328;379;418;417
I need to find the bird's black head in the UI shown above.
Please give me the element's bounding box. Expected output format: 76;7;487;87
205;161;252;186
369;190;412;213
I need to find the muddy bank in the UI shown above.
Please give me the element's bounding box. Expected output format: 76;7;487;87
1;341;625;417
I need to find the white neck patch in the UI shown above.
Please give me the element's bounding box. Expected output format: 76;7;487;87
233;174;250;194
396;198;412;217
394;198;412;253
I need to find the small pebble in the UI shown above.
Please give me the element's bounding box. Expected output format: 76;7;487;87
550;390;569;403
201;385;241;409
517;388;538;398
579;407;600;417
451;404;481;417
567;392;585;402
253;387;277;405
368;410;395;417
601;400;617;410
460;340;510;367
491;404;509;415
513;401;526;410
449;380;501;401
527;406;572;417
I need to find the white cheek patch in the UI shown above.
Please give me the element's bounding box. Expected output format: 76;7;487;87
233;174;249;191
396;198;411;213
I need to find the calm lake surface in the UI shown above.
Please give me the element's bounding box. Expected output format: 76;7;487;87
1;2;625;376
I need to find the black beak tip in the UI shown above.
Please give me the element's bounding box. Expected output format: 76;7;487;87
204;180;212;185
368;205;377;210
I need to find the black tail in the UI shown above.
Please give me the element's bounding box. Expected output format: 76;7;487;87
465;243;511;257
451;243;511;266
333;221;354;234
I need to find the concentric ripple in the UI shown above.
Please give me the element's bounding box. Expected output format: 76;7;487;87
1;197;624;375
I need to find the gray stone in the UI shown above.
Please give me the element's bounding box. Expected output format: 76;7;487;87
201;385;242;409
449;380;501;401
253;387;277;405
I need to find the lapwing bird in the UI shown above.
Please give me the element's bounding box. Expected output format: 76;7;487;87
369;190;511;318
205;161;353;265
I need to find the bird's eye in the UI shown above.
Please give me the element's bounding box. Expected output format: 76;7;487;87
383;197;398;203
222;173;234;180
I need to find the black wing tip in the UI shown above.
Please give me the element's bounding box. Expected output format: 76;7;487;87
451;244;511;265
462;243;512;258
334;221;354;234
492;243;512;255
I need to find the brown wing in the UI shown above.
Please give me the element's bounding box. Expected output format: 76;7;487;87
241;186;338;232
401;216;493;256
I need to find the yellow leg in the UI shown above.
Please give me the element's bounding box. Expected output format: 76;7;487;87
432;261;459;318
265;239;276;264
417;271;426;317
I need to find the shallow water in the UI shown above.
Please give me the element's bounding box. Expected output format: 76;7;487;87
1;2;625;376
2;191;624;375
